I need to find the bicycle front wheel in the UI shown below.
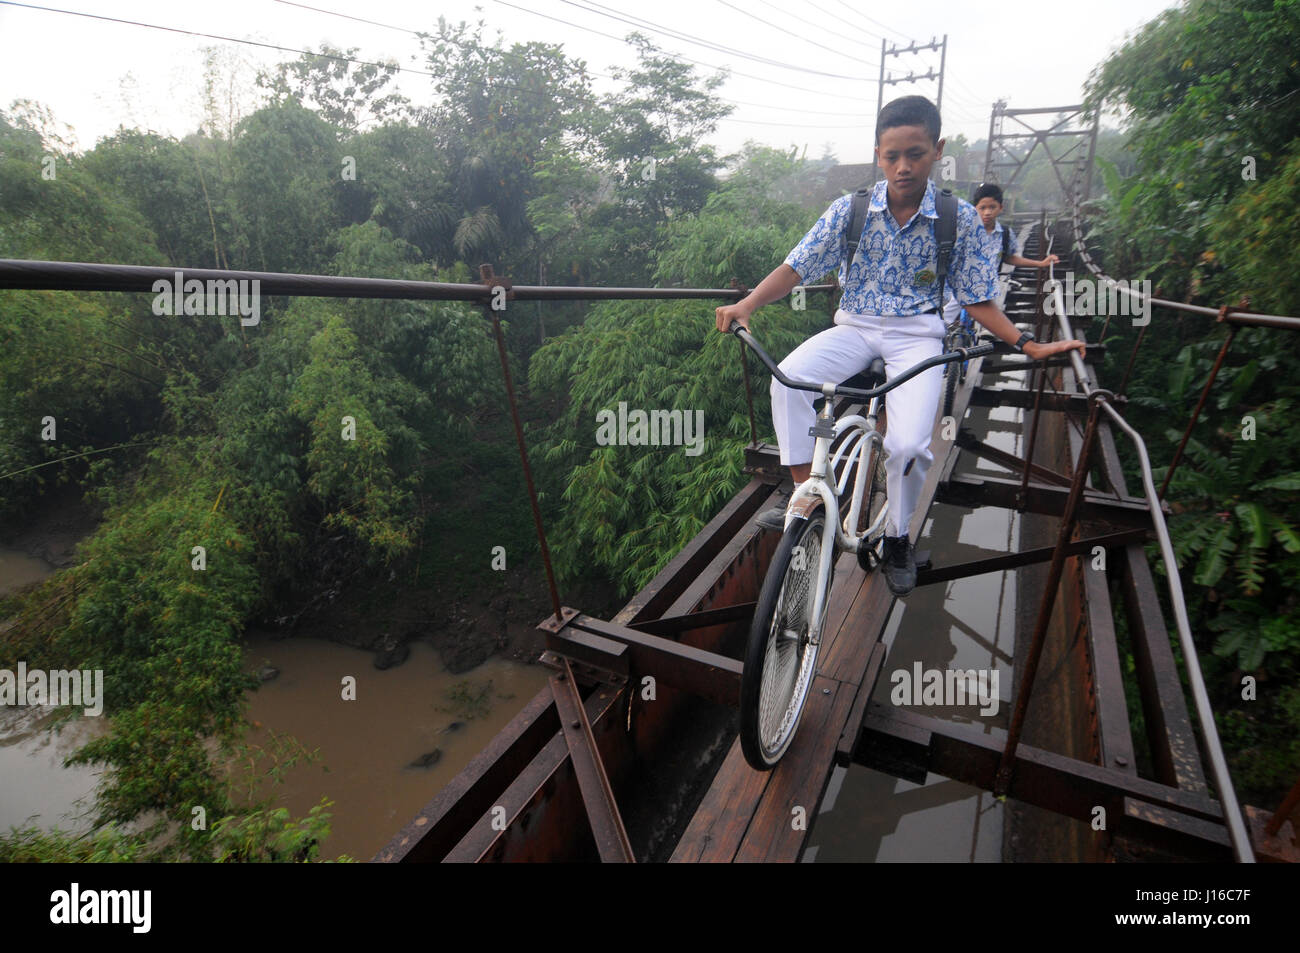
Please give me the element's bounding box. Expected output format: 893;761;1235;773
740;509;831;770
941;361;959;421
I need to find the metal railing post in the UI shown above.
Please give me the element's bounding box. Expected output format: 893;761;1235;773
996;390;1107;796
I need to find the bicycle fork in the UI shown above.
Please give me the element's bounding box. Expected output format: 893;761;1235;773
784;388;853;647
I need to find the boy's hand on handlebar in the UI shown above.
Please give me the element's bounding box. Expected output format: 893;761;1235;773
715;302;752;333
1025;338;1086;360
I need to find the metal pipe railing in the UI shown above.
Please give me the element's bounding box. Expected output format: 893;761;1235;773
1046;272;1256;862
0;258;835;303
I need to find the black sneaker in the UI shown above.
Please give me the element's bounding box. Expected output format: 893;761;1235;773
755;486;793;532
880;535;916;596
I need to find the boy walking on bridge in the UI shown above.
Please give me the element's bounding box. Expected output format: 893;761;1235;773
943;181;1061;325
715;95;1084;596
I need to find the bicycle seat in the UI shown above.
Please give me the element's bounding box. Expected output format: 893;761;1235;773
841;357;887;391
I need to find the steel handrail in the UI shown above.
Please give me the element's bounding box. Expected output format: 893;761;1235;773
1047;270;1256;862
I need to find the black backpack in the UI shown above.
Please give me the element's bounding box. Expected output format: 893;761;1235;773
999;223;1013;263
844;183;958;311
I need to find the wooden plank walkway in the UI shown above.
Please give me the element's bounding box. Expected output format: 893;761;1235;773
671;352;992;863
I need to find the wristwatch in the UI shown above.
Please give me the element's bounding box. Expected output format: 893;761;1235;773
1013;330;1036;353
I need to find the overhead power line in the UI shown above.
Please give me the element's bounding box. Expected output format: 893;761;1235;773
555;0;877;80
491;0;879;103
713;0;881;69
829;1;914;43
276;0;872;118
0;0;435;75
799;0;889;43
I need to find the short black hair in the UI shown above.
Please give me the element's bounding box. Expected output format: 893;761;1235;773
973;183;1005;205
875;95;941;144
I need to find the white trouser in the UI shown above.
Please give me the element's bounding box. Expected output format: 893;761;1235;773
770;309;946;538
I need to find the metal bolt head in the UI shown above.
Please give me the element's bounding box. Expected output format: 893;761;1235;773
571;720;580;729
823;688;831;695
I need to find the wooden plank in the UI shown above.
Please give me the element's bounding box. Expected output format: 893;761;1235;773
817;567;895;687
733;675;858;862
669;740;775;862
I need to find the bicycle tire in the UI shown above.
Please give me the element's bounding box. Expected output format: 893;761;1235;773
942;360;959;420
856;446;889;572
740;509;831;770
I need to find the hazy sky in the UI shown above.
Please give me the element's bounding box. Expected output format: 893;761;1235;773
0;0;1177;163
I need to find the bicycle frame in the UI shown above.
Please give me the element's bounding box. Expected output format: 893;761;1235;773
781;390;886;646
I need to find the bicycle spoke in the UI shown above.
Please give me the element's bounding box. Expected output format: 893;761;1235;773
756;521;824;756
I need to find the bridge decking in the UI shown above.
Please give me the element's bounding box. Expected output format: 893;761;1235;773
671;349;987;862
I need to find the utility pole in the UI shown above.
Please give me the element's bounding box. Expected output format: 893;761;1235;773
869;35;948;184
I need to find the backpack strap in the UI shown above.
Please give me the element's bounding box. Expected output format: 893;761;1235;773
844;185;871;269
1001;223;1012;263
934;187;957;311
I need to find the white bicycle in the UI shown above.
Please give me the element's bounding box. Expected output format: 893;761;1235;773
729;321;993;770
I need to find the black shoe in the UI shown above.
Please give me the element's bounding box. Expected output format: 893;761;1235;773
880;535;916;596
755;486;792;532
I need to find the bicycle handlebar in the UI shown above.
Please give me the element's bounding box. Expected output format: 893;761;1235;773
728;321;996;401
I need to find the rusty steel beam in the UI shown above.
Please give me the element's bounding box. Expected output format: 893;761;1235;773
544;624;630;678
1247;805;1300;863
550;659;636;862
1160;326;1237;498
744;442;787;482
1266;775;1300;838
1119;543;1209;794
856;704;1234;858
483;266;562;620
568;615;743;708
1056;382;1137;783
983;349;1104;373
628;602;755;637
969;386;1119;415
445;684;625;862
1018;358;1051;505
373;687;561;862
1079;555;1138;775
613;477;772;625
955;428;1073;487
995;395;1107;795
914;529;1147;587
937;472;1157;527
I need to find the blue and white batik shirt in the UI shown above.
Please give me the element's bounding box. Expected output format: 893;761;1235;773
783;179;999;318
983;220;1018;262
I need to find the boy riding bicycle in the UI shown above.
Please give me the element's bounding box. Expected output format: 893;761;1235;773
714;95;1085;597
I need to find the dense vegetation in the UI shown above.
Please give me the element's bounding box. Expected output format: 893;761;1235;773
0;22;838;860
1;0;1296;860
1083;0;1300;805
